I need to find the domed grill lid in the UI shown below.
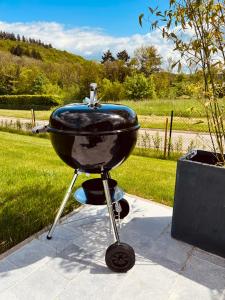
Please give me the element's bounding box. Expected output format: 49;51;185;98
48;83;140;135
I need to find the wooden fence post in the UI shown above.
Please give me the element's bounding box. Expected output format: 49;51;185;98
31;109;36;127
164;117;169;158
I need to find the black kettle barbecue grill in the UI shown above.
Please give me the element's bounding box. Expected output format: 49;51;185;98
33;83;140;272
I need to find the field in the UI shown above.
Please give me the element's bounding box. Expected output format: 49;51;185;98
139;115;208;132
119;98;206;117
0;131;176;254
0;98;206;118
0;98;212;133
0;109;52;120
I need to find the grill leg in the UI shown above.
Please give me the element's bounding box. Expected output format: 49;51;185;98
102;172;120;243
47;171;78;239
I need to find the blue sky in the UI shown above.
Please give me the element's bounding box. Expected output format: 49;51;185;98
0;1;173;61
0;0;168;36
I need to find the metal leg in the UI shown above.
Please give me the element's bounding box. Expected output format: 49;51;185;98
47;171;79;239
101;172;120;243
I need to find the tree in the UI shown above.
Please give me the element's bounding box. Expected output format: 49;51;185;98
103;60;131;82
99;78;125;101
32;74;49;94
142;0;225;164
101;50;115;63
117;50;130;63
10;45;23;56
134;46;162;76
124;73;156;100
14;67;38;94
31;49;42;60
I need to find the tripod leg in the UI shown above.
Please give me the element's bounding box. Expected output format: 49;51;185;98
101;172;120;243
47;171;78;239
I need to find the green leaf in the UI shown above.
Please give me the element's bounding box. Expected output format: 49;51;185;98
193;120;204;125
170;32;177;39
152;20;158;28
156;11;163;17
171;61;178;69
148;7;154;14
139;14;144;27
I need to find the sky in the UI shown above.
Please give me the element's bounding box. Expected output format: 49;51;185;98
0;0;174;61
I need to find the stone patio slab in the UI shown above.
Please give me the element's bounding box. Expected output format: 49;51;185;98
0;195;224;300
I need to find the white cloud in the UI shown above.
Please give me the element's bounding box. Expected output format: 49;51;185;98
0;20;177;63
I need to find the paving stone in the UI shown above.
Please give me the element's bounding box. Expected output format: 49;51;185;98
169;255;225;300
1;196;225;300
9;265;69;300
112;263;179;300
72;230;114;253
38;225;82;253
62;207;106;227
125;196;172;218
46;244;105;280
77;216;111;237
0;259;27;293
57;264;128;300
120;215;171;249
0;289;19;300
6;239;56;273
147;225;193;268
192;248;225;269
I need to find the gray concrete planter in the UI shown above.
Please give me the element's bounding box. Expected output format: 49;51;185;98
171;150;225;257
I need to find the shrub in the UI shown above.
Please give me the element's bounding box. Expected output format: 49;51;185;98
0;94;62;110
99;79;125;101
172;81;203;98
124;73;156;100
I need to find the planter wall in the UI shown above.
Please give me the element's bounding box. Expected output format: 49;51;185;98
171;150;225;257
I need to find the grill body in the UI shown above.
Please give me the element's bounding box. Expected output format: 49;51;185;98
33;95;139;272
48;103;139;173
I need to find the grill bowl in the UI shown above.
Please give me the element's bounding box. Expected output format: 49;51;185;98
82;178;117;205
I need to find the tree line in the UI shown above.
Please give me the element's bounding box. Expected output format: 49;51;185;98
0;31;224;101
0;31;52;48
10;45;42;60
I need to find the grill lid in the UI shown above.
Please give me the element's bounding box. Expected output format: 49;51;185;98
48;103;140;135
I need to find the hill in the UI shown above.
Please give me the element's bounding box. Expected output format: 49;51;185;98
0;38;85;65
0;33;100;100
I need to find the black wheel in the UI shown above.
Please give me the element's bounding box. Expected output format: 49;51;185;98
105;242;135;272
113;198;130;219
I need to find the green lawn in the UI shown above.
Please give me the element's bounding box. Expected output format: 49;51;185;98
0;131;176;254
120;98;206;117
0;99;210;133
0;98;206;120
0;108;52;120
139;115;208;132
0;108;209;132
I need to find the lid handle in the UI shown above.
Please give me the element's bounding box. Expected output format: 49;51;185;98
89;83;98;106
83;83;99;107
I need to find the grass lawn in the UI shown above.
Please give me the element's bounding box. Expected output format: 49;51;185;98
120;98;207;117
0;98;206;119
0;108;52;120
0;108;209;132
139;115;208;132
0;131;176;254
0;100;209;133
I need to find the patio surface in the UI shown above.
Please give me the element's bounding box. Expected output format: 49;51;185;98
0;195;225;300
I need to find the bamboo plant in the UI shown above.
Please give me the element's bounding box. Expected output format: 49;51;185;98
140;0;225;164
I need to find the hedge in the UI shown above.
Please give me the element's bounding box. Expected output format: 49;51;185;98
0;95;62;110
